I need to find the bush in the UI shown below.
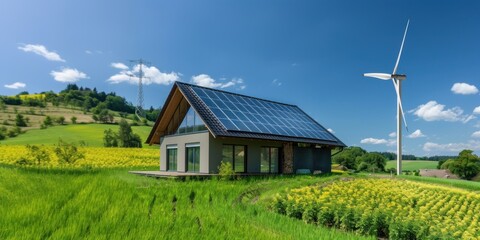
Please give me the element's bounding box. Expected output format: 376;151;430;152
56;116;66;125
118;119;142;148
103;128;118;147
218;161;235;180
15;113;27;127
54;139;85;164
0;126;6;140
7;126;22;138
43;115;53;127
26;145;51;165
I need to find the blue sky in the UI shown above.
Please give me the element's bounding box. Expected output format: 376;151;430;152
1;0;479;156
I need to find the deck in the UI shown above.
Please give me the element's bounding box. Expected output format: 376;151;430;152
129;171;216;178
129;171;281;179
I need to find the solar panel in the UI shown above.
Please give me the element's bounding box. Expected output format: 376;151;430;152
188;85;337;142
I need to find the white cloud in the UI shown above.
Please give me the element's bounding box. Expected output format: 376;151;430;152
451;82;478;95
411;100;474;123
107;63;180;85
472;131;480;138
111;62;129;70
423;141;480;152
191;74;245;89
18;44;65;62
85;50;93;54
408;129;425;138
272;79;282;86
360;138;388;145
389;132;396;138
4;82;26;89
473;106;480;115
50;68;88;82
327;128;335;133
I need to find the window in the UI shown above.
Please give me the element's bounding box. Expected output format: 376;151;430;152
222;145;246;173
261;147;279;173
186;143;200;172
166;145;177;171
165;99;207;136
176;107;207;134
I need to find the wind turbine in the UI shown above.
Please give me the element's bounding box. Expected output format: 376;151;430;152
363;20;410;175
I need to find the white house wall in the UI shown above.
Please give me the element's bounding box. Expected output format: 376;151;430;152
160;131;210;173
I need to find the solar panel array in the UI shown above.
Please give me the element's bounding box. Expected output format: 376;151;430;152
189;85;337;142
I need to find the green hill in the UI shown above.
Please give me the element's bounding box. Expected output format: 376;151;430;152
386;160;438;171
0;123;156;148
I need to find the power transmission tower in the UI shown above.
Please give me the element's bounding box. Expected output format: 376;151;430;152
129;58;150;120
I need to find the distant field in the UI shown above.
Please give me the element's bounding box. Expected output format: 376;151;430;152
385;160;438;171
0;124;156;148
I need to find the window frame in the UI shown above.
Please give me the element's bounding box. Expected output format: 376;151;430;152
222;144;247;173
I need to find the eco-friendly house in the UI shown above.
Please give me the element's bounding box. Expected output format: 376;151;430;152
146;82;346;174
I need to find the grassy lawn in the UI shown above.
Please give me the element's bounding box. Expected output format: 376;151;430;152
385;160;438;171
0;124;155;148
0;167;372;240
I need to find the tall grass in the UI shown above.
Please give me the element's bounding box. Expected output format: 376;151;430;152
0;167;372;240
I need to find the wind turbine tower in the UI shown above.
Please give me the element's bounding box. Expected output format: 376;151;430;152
363;20;410;175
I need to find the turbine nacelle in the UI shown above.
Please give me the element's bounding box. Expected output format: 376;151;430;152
392;74;406;80
363;73;407;81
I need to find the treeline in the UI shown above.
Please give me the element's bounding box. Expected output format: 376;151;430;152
372;151;455;161
0;84;161;122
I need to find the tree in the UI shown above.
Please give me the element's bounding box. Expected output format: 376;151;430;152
71;116;77;124
441;149;480;180
332;146;367;170
0;126;7;140
118;119;142;148
43;115;53;126
103;129;118;147
26;145;51;165
15;114;27;127
54;139;85;164
357;152;387;172
56;116;66;125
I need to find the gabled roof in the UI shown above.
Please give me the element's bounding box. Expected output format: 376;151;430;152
147;82;346;147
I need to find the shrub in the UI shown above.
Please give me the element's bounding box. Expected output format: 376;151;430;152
54;139;85;164
218;161;235;180
43;115;53;126
26;144;51;165
103;128;118;147
56;116;66;125
15;113;27;127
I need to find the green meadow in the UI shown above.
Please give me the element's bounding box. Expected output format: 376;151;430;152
385;160;438;171
0;167;372;240
1;124;154;148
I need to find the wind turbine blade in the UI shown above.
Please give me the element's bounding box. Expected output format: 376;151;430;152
391;79;408;131
363;73;392;80
393;19;410;75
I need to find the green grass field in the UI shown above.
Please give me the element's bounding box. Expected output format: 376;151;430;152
0;167;372;240
0;124;155;148
385;160;438;171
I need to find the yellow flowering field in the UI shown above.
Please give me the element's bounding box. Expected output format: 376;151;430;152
0;145;159;168
273;178;480;239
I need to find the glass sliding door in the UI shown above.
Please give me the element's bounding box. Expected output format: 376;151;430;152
234;146;245;173
186;143;200;172
166;145;178;171
260;147;279;173
221;145;246;173
270;148;279;173
260;147;270;173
